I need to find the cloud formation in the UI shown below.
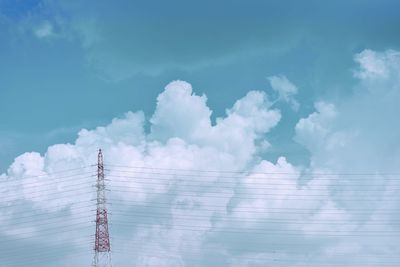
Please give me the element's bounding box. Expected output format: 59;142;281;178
34;21;54;38
354;49;400;80
296;49;400;172
0;80;282;266
1;49;400;266
268;75;299;110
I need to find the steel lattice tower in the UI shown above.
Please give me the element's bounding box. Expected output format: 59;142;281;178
93;149;112;267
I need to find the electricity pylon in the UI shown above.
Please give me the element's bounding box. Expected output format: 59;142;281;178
92;149;112;267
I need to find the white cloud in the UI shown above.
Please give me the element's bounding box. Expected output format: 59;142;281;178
292;49;400;265
151;81;281;167
2;48;400;266
77;111;145;148
268;75;299;110
0;80;283;266
296;49;400;172
34;21;54;38
354;49;400;80
150;81;212;143
8;152;45;178
295;101;342;164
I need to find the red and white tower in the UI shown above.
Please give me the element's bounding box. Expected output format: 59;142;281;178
93;149;112;267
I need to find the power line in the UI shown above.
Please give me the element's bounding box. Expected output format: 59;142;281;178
0;165;94;182
112;249;399;266
0;221;93;240
110;248;399;266
109;222;400;236
1;247;91;266
0;172;96;196
104;164;400;176
108;188;399;201
1;203;97;221
106;183;399;197
106;173;400;186
107;210;400;225
0;187;95;204
1;153;400;266
107;199;400;214
109;240;400;259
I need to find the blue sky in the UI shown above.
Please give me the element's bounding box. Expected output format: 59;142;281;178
1;1;400;266
1;0;400;171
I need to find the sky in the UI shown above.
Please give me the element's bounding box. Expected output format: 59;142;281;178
1;0;400;266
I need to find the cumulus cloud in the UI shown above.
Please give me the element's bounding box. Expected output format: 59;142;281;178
296;49;400;172
354;49;400;80
268;75;299;110
0;80;283;266
1;49;400;266
294;101;347;168
150;81;212;143
150;81;281;167
293;49;400;265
